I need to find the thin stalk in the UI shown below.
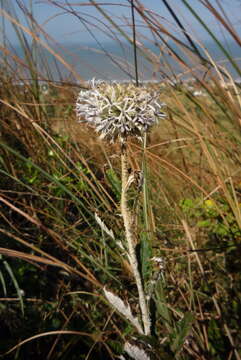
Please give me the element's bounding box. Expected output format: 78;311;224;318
131;0;148;227
142;133;150;234
121;146;151;336
29;0;39;97
130;0;139;86
162;0;203;60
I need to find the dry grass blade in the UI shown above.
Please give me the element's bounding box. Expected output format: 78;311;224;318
201;0;241;47
0;8;86;84
182;220;204;275
3;330;95;357
0;227;101;287
0;247;69;268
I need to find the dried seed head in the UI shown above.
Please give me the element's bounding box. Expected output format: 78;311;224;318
76;80;166;143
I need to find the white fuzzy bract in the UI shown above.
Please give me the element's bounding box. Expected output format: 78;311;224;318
94;212;115;240
124;342;150;360
76;80;166;143
103;287;143;334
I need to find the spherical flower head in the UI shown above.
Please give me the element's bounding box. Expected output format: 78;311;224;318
76;80;166;143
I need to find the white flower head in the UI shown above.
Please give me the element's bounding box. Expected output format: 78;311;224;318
76;80;166;143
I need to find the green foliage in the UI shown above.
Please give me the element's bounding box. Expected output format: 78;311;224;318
180;197;241;245
208;319;228;357
105;168;121;201
153;278;195;357
140;231;152;287
23;158;42;185
170;312;194;355
155;277;172;328
50;161;90;197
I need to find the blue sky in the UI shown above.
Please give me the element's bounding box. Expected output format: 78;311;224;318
2;0;241;45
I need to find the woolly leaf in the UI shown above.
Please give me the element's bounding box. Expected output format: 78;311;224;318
95;212;115;240
124;342;150;360
171;312;194;354
139;232;152;286
104;287;143;334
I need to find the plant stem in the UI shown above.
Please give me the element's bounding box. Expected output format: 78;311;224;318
130;0;139;87
121;146;151;336
142;133;150;233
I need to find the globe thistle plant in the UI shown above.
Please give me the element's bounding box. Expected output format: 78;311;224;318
76;80;166;143
76;80;166;337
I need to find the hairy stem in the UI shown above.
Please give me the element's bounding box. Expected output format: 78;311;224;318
121;146;151;336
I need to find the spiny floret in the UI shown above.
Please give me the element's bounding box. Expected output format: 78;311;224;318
76;80;166;143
